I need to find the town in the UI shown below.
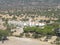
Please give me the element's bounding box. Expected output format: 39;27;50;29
0;0;60;45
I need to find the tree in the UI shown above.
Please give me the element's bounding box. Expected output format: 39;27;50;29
25;33;30;38
56;37;60;45
20;33;24;37
0;30;9;40
32;33;41;38
12;15;17;20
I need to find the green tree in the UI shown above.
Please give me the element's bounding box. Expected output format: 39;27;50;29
0;30;9;40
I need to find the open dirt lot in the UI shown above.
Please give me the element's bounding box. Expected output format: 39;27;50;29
0;37;55;45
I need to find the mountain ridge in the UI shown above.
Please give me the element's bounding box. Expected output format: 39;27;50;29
0;0;60;10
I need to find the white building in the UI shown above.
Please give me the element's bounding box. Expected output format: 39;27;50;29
8;20;45;27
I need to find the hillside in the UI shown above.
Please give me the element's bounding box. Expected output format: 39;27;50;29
0;0;60;10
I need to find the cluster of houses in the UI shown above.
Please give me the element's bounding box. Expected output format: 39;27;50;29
8;20;46;35
8;20;45;27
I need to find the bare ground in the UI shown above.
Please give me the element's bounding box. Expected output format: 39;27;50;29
0;37;55;45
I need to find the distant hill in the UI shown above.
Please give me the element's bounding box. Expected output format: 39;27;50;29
0;0;60;10
0;0;60;18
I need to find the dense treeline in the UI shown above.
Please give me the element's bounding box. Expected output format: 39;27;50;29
23;23;59;38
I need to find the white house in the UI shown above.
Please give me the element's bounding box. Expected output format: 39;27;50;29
8;20;45;27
